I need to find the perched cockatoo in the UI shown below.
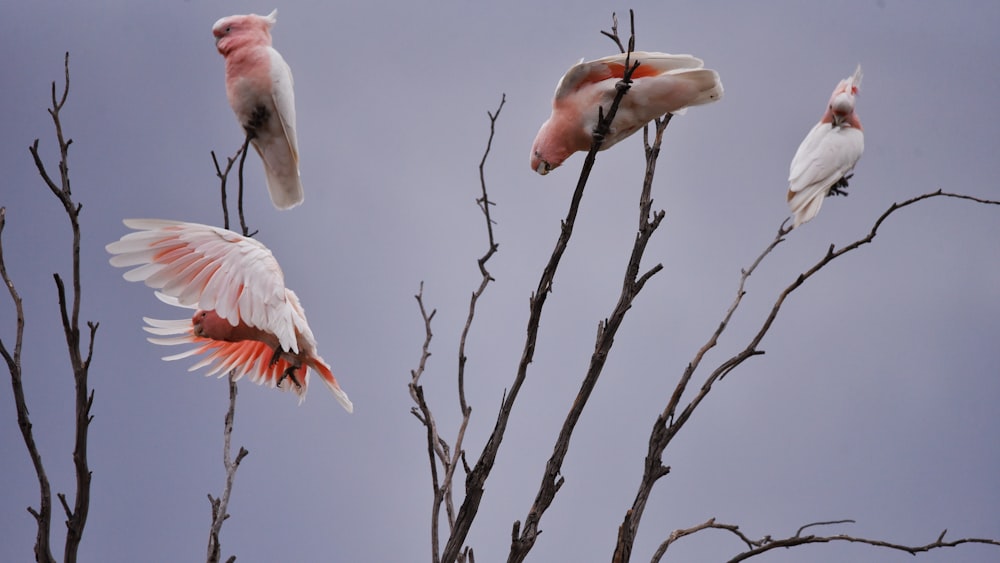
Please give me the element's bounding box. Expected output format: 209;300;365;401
787;65;864;228
213;9;304;210
530;51;723;175
106;219;352;412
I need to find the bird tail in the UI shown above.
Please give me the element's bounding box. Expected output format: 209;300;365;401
251;141;305;210
669;68;724;114
787;186;826;228
308;357;353;413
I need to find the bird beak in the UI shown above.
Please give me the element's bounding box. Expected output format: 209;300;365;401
535;160;551;175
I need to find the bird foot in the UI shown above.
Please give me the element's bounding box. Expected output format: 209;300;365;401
276;364;303;390
269;347;303;389
827;174;853;197
242;105;270;137
268;346;284;366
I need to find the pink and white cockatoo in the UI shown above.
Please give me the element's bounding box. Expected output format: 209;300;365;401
787;65;864;228
530;51;723;175
106;219;352;412
213;9;304;210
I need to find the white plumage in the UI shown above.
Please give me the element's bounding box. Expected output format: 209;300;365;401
788;65;864;228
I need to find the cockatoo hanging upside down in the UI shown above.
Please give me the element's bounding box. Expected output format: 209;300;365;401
530;51;724;175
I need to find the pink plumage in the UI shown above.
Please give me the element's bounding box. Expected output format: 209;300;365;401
213;9;304;209
787;65;864;228
106;219;352;412
530;51;723;175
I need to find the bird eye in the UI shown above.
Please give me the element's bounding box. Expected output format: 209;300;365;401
225;26;232;33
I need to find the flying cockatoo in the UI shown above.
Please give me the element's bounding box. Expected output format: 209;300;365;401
213;9;304;210
530;51;724;175
106;219;352;412
787;65;864;228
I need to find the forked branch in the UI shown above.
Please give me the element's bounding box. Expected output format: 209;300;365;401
410;94;505;563
4;51;97;563
650;517;1000;562
442;13;642;563
510;111;672;563
615;191;1000;562
205;135;256;563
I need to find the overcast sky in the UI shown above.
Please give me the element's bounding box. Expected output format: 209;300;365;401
2;1;999;562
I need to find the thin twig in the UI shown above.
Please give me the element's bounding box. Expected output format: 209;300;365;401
600;12;625;53
409;283;443;563
411;94;505;563
236;133;254;237
211;146;244;232
795;519;855;537
207;376;249;563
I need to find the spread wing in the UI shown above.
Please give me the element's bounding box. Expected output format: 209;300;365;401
106;219;299;353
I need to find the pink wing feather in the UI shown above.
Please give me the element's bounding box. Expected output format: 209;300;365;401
107;220;353;411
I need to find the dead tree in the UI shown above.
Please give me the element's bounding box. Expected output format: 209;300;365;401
409;11;1000;563
1;52;97;563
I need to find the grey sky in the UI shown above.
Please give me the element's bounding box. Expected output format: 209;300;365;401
2;1;998;562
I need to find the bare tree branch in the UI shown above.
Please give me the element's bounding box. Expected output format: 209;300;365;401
410;282;443;563
207;376;249;563
204;132;257;563
235;133;255;237
510;95;672;563
440;15;644;563
211;146;242;232
649;517;1000;562
4;51;97;563
411;94;505;563
599;12;625;54
614;190;1000;562
1;207;56;563
795;519;856;537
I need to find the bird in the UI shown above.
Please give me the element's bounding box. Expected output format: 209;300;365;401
530;51;723;175
787;65;864;228
106;219;353;412
213;9;304;210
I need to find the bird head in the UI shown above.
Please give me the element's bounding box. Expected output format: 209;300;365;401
829;92;856;126
191;310;236;341
828;64;862;127
191;310;210;337
212;9;277;53
529;119;572;175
